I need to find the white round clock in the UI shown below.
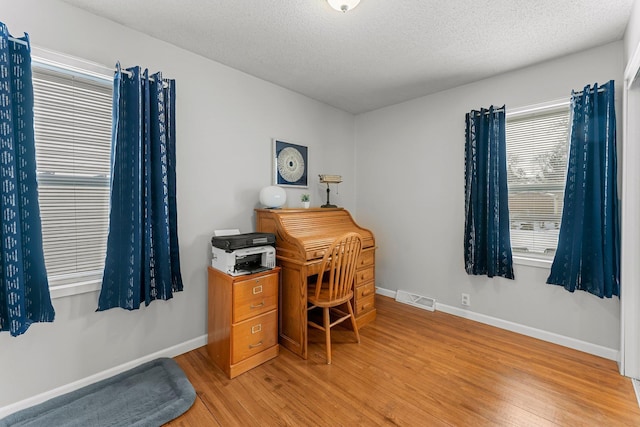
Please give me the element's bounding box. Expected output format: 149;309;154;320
277;147;305;183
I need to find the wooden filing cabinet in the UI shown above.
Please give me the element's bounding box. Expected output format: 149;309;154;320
207;266;280;378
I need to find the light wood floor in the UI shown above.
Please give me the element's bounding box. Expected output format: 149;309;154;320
167;295;640;426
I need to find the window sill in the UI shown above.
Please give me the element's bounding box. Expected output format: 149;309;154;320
50;279;101;299
513;255;553;269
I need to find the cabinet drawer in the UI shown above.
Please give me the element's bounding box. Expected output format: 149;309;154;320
355;266;374;286
355;294;375;315
233;273;278;323
231;310;277;364
358;250;375;268
355;282;375;300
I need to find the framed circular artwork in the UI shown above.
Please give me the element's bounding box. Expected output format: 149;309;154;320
273;139;308;187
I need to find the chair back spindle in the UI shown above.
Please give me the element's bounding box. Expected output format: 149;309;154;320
313;232;362;303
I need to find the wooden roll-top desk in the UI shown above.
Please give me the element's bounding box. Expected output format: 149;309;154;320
255;208;377;359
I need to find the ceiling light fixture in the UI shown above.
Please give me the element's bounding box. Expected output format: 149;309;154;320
327;0;360;13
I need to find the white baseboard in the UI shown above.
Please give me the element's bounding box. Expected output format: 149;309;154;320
375;287;619;362
0;334;207;419
375;287;396;298
633;379;640;408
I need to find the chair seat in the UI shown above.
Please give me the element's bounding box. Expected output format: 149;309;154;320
307;284;353;308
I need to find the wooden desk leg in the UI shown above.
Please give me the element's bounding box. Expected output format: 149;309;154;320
278;260;308;359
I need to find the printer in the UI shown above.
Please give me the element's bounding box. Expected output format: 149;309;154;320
210;232;276;276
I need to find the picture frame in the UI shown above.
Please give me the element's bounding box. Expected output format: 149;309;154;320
272;139;308;188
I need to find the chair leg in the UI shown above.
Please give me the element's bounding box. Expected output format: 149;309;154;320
346;301;360;343
323;307;332;364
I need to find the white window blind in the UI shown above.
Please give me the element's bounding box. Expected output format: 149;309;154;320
506;105;570;258
32;67;112;287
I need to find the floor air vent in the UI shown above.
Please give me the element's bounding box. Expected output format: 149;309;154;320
395;290;436;312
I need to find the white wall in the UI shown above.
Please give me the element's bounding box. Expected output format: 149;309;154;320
0;0;356;408
355;42;624;352
621;0;640;379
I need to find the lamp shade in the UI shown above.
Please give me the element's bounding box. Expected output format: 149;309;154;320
327;0;361;12
259;186;286;208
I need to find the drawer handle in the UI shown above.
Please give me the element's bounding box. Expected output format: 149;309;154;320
249;341;263;349
361;303;372;310
361;290;373;297
250;301;265;309
253;285;263;294
251;324;262;334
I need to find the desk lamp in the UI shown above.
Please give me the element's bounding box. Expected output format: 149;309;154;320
319;174;342;208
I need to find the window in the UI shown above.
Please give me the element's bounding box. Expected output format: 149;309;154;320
506;102;570;259
32;64;112;289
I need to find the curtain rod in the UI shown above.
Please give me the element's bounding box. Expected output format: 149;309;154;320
469;106;506;115
116;67;171;85
573;87;606;95
8;36;28;46
8;37;171;86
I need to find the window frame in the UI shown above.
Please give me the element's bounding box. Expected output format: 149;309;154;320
506;98;571;269
31;47;114;299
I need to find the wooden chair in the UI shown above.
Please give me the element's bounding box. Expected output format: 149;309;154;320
307;232;363;364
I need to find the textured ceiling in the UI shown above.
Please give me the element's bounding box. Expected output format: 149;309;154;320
60;0;634;114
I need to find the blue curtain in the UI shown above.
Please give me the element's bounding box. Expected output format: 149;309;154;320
98;64;183;311
547;81;620;298
0;23;55;335
464;105;514;279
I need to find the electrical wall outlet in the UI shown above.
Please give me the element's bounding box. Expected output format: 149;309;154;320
461;293;471;307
